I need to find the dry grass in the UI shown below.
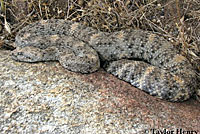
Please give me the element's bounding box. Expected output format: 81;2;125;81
0;0;199;73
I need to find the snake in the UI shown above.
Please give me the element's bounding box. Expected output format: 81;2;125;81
11;19;199;102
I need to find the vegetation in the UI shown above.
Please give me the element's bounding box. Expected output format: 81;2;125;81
0;0;199;74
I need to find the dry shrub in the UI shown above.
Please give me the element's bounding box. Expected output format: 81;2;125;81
0;0;199;73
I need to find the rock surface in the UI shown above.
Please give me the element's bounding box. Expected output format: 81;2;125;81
0;50;200;134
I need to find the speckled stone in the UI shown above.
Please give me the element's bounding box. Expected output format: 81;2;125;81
0;50;200;134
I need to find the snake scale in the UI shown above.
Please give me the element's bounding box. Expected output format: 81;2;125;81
11;19;199;102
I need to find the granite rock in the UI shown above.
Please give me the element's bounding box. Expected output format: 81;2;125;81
0;50;199;134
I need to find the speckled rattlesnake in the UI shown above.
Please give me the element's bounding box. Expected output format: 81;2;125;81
11;19;199;102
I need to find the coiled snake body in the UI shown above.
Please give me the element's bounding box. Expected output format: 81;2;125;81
11;19;199;102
